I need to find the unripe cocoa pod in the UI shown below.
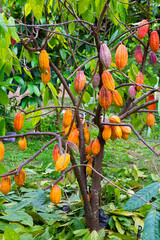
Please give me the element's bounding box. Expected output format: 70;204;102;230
146;113;155;128
0;176;11;195
129;86;136;99
120;125;131;134
102;125;112;141
50;184;61;205
112;90;123;107
74;71;86;94
122;132;129;140
84;127;90;145
100;44;112;69
134;45;143;64
135;72;143;92
55;153;70;171
14;168;26;187
102;71;115;92
63;109;73;128
67;170;76;184
52;144;60;164
149;52;157;66
137;20;149;40
99;86;112;111
149;31;159;53
18;137;27;151
39;50;49;71
68;141;79;157
86;158;93;176
115;44;128;71
111;126;122;139
0;141;5;162
14;112;23;132
41;66;51;85
68;129;79;148
109;115;121;123
91;139;100;157
92;73;100;89
147;94;156;111
81;194;90;206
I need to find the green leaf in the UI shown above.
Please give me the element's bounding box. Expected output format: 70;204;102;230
27;83;34;95
0;117;5;136
0;13;7;34
7;17;20;41
124;182;160;211
31;110;42;127
23;105;35;120
33;85;40;97
4;226;20;240
91;230;101;240
158;94;160;116
0;163;7;180
23;67;33;79
43;86;49;107
0;88;9;106
83;91;91;103
28;0;45;21
112;216;125;235
78;0;90;15
14;76;24;85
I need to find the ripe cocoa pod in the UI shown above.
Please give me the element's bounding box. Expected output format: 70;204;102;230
120;125;131;134
115;44;128;71
63;109;73;128
109;115;121;123
137;20;149;40
84;127;90;145
102;125;112;141
129;86;136;99
112;90;123;107
0;176;11;195
147;94;156;111
92;73;100;89
91;139;100;157
67;170;76;184
99;86;112;111
149;52;157;66
134;45;143;64
81;194;90;206
111;126;122;139
149;31;159;53
88;140;94;155
52;144;60;164
146;113;155;128
68;129;79;148
74;71;86;94
41;66;51;85
14;168;26;187
14;112;23;132
102;71;115;92
0;141;5;162
135;72;144;91
50;184;61;205
100;44;112;69
55;153;70;171
18;137;27;151
39;50;49;71
122;132;129;140
86;158;93;176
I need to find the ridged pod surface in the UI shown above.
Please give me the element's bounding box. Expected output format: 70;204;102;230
81;194;90;206
129;86;136;99
102;125;112;141
149;31;159;53
74;71;86;94
88;140;94;155
14;112;23;132
91;139;100;157
68;129;79;148
67;170;76;184
86;158;93;176
99;86;112;111
50;185;61;205
110;132;117;141
102;71;115;92
146;113;155;128
147;94;156;110
63;109;73;127
109;115;121;123
112;90;123;107
14;168;26;187
18;137;27;151
55;153;70;171
84;127;90;144
0;176;11;195
135;72;143;91
149;52;157;66
0;141;4;162
52;144;60;164
115;44;128;71
137;20;149;40
120;125;131;134
39;50;49;71
134;45;143;64
41;66;51;85
111;126;122;139
92;73;100;89
100;44;111;69
122;132;129;140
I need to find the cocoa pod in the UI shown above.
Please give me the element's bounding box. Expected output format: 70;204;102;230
86;158;93;176
14;168;26;187
99;86;112;111
115;44;128;71
102;71;115;92
14;112;23;132
0;176;11;195
149;31;159;53
91;139;100;157
68;141;79;157
147;94;156;110
120;125;131;134
137;20;149;40
81;194;90;206
52;144;60;164
74;71;86;94
18;137;27;151
149;52;157;66
0;141;5;162
39;50;49;71
100;44;111;69
134;45;143;64
84;127;90;145
88;140;94;155
109;115;121;123
50;184;61;205
55;153;70;171
110;133;117;141
129;86;136;99
63;109;73;128
68;129;79;148
41;66;51;85
92;73;100;89
67;170;76;184
102;125;112;141
135;72;143;92
112;90;123;107
111;126;122;139
146;113;155;128
122;133;129;140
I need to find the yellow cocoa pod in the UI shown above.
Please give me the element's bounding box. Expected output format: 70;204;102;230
14;168;26;187
120;125;131;134
111;126;122;139
102;125;112;141
18;137;27;151
109;115;121;123
91;139;100;157
41;66;51;85
86;158;93;176
68;129;79;148
55;153;70;171
63;109;73;128
50;184;61;205
0;176;11;195
112;90;123;107
14;112;23;132
0;141;5;162
39;50;49;71
84;127;90;145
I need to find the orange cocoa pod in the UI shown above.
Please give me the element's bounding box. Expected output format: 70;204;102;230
149;31;159;53
102;125;112;141
50;184;61;205
39;50;49;71
52;144;60;164
63;109;73;128
147;94;156;110
109;115;121;123
120;125;131;134
14;112;23;132
0;141;5;162
84;127;90;145
74;71;86;94
122;132;129;140
18;137;27;151
111;126;122;139
115;44;128;71
135;72;144;91
88;140;94;155
146;113;155;128
62;126;65;136
112;90;123;107
99;86;112;111
0;176;11;195
14;168;26;187
110;132;117;141
137;20;149;40
134;45;143;64
86;158;93;176
81;194;90;206
68;129;79;148
91;139;100;157
41;66;51;85
55;153;70;171
102;71;115;92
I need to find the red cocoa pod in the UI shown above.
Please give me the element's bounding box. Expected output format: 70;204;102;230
63;109;73;128
112;90;123;107
14;168;26;187
102;71;115;92
100;44;112;69
149;31;159;53
0;176;11;195
147;94;156;110
91;139;100;157
39;50;49;71
134;45;143;64
115;44;128;71
137;20;149;40
41;66;51;85
0;141;5;162
99;86;112;111
135;72;144;92
52;144;60;164
74;71;86;94
50;184;61;205
102;125;112;141
149;52;157;66
129;86;136;99
14;112;24;132
146;113;155;128
92;73;100;89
